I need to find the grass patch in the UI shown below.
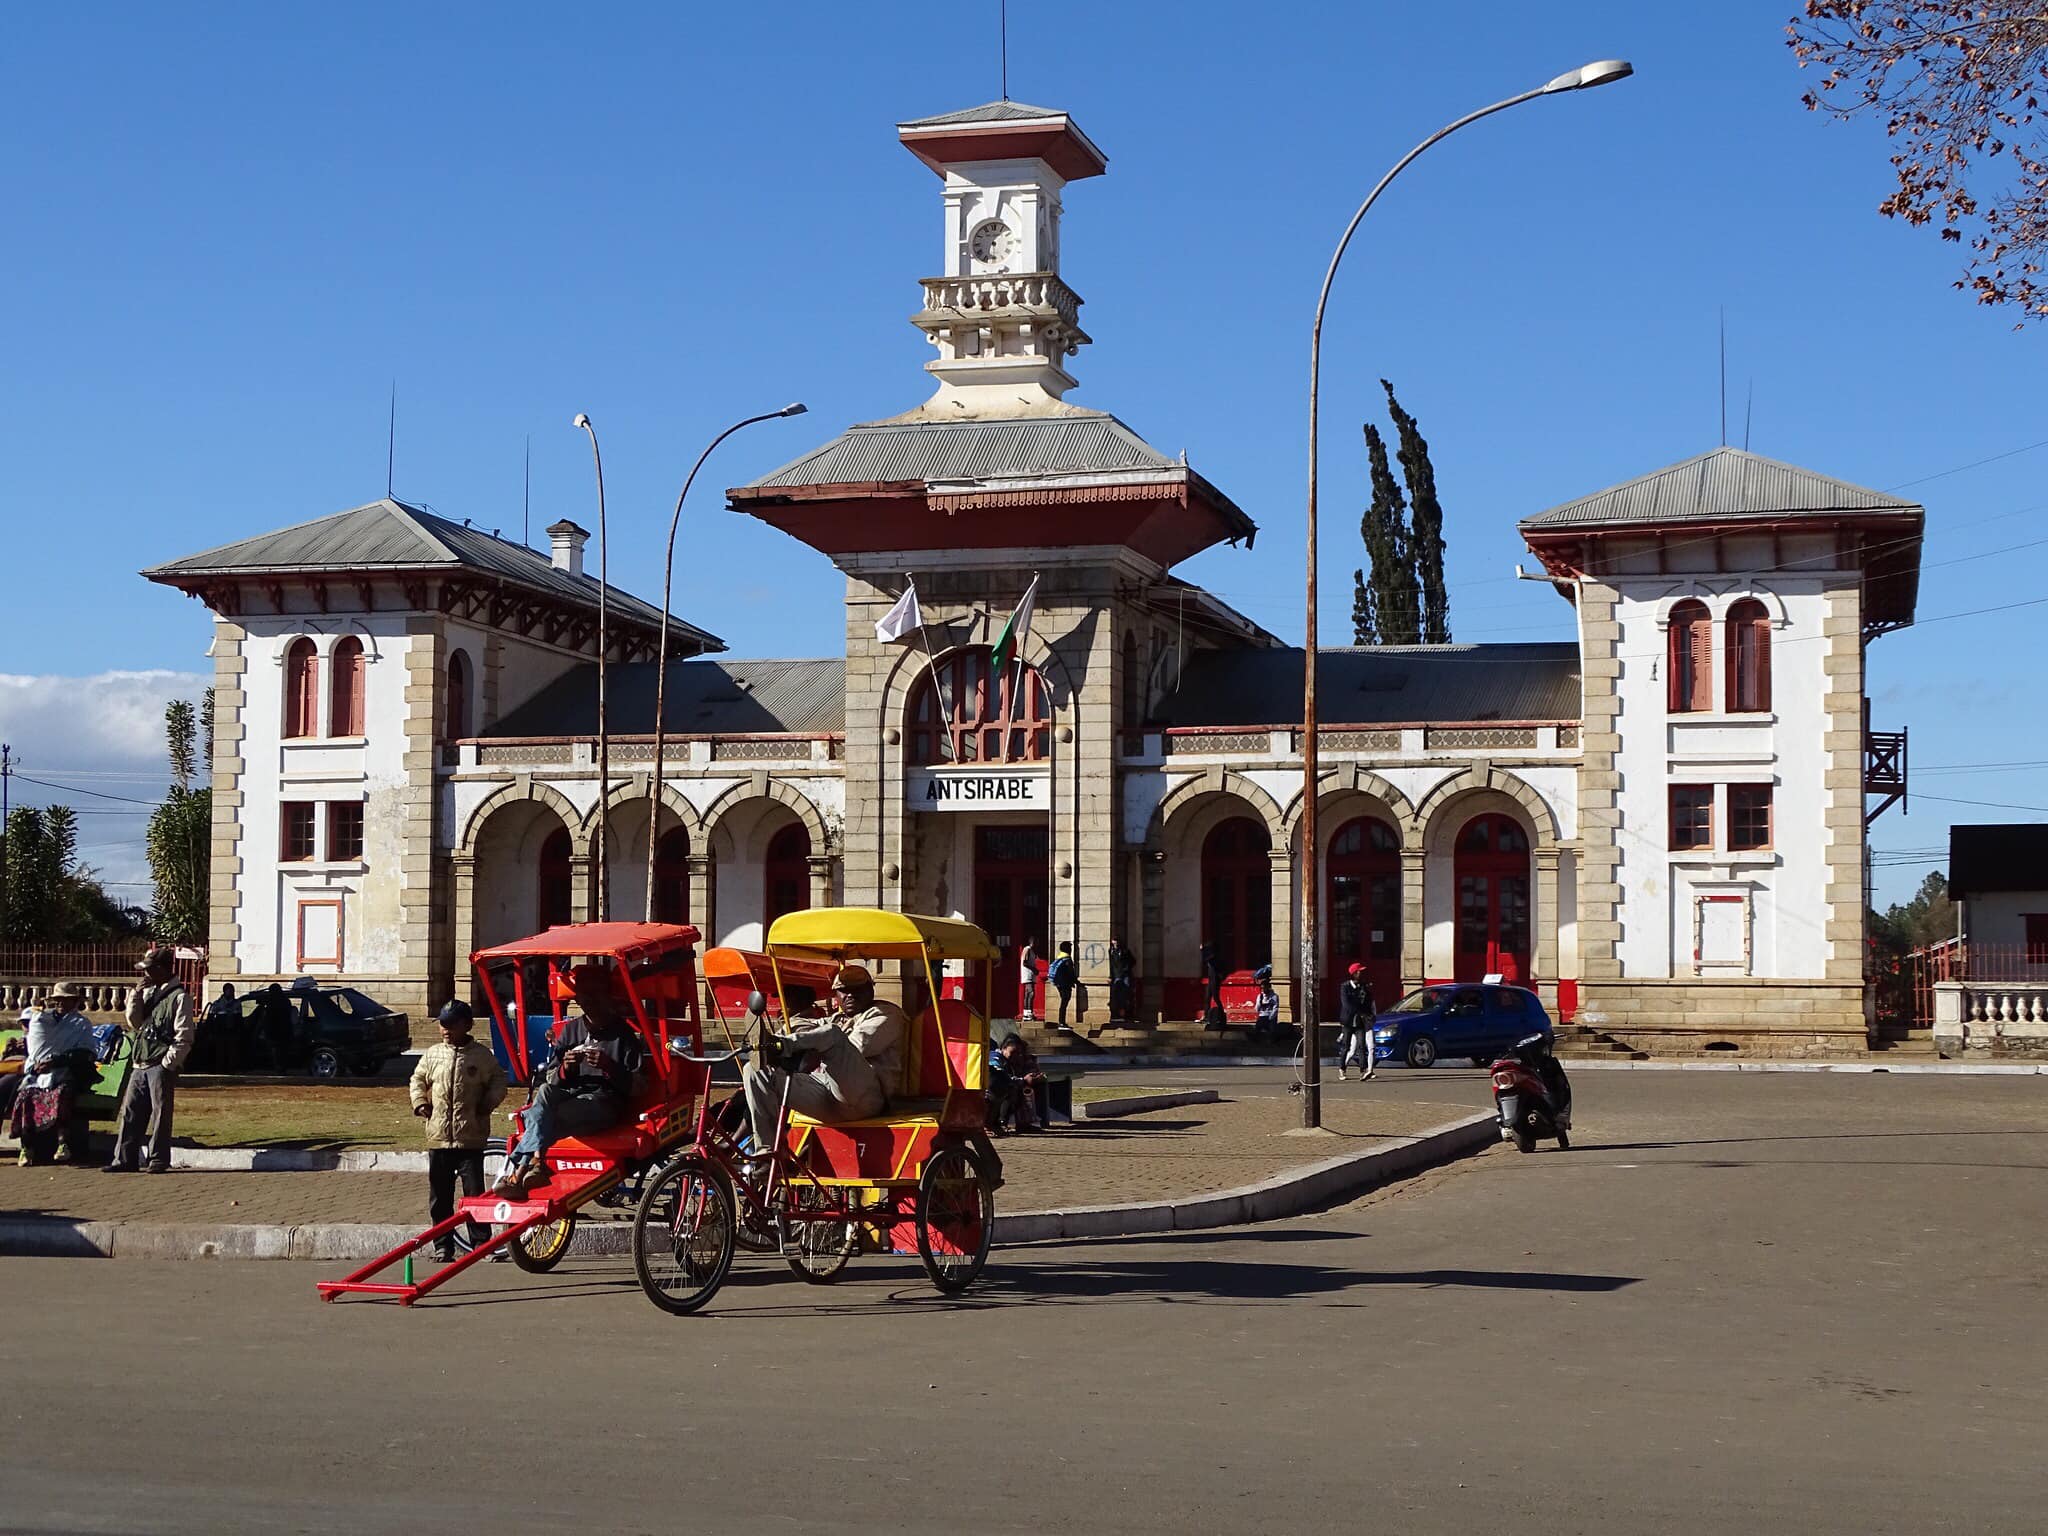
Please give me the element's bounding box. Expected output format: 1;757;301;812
170;1083;505;1152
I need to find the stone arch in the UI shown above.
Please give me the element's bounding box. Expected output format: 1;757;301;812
879;628;1079;730
1147;768;1287;853
587;773;712;923
1651;583;1790;630
584;773;709;846
458;776;590;856
1414;765;1559;850
700;773;835;859
1279;765;1419;847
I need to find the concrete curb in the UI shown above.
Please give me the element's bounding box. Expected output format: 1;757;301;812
1043;1053;2048;1075
1080;1089;1222;1119
0;1111;1500;1261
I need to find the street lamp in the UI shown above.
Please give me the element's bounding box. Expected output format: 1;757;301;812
644;403;808;920
572;412;611;923
1297;60;1632;1129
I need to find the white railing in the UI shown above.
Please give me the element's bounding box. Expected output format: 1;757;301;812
1932;979;2048;1053
919;272;1083;326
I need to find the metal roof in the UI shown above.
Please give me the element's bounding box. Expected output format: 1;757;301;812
899;100;1071;128
1520;448;1922;530
1153;644;1582;728
143;499;722;650
741;412;1179;489
487;658;845;738
1949;824;2048;899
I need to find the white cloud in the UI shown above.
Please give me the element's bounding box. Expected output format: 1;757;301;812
0;670;212;893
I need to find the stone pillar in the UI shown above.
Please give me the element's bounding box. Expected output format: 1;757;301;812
1399;849;1426;990
1533;847;1561;1002
399;616;449;1017
449;852;477;996
1139;848;1165;1022
1267;848;1295;1005
571;850;595;924
688;856;714;940
207;621;248;983
807;855;834;912
1574;584;1624;991
1820;584;1869;1010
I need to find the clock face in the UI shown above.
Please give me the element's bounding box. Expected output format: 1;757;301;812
968;220;1016;271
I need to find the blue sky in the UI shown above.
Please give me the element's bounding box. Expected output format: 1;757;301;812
2;1;2041;903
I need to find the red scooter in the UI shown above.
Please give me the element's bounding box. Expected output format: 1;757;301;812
1490;1033;1572;1153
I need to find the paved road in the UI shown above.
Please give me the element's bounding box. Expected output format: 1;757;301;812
5;1071;2044;1535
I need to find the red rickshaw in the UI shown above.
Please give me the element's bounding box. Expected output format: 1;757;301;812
317;921;708;1305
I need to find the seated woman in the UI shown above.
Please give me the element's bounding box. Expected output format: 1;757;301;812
492;964;645;1195
12;983;97;1165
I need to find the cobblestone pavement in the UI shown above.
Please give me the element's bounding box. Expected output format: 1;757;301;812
0;1082;1471;1226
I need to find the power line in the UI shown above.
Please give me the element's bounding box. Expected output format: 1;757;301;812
1914;791;2048;816
1884;436;2048;492
12;774;165;807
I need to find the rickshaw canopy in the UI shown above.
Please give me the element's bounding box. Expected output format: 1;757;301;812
763;908;999;964
472;922;702;965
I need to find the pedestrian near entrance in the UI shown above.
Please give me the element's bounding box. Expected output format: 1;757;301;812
410;999;508;1262
1335;963;1373;1081
1019;941;1039;1022
1106;938;1134;1022
1201;942;1223;1029
1048;941;1078;1027
107;947;194;1174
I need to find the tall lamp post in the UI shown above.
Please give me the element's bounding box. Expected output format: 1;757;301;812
572;412;611;923
645;403;808;920
1298;60;1633;1129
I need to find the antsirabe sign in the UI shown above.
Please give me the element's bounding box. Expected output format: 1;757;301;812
904;767;1051;811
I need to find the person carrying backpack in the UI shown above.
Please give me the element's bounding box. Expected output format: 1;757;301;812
1048;942;1079;1028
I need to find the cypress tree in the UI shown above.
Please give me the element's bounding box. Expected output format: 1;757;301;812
1383;380;1450;643
1361;422;1420;644
1350;568;1377;645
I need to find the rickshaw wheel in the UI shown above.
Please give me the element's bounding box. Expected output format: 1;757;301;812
915;1145;995;1295
633;1155;735;1316
509;1214;577;1273
785;1201;859;1284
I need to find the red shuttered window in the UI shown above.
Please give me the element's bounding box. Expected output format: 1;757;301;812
1667;601;1710;713
329;637;365;737
1726;599;1771;714
283;639;318;739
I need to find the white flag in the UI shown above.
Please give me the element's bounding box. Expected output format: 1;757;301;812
874;582;924;645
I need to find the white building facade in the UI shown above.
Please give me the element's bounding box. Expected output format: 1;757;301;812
146;99;1923;1056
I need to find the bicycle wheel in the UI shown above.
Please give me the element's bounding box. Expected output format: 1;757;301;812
508;1213;576;1273
785;1191;859;1284
633;1155;736;1316
915;1144;995;1295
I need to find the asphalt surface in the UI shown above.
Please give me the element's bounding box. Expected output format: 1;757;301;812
4;1069;2044;1535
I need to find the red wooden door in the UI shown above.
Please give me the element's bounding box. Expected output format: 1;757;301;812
1326;816;1401;1011
1453;814;1531;983
973;824;1048;1017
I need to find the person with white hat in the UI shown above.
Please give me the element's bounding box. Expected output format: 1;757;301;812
742;962;907;1152
13;982;97;1164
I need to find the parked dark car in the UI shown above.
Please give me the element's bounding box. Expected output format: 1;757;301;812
190;981;410;1078
1370;982;1552;1068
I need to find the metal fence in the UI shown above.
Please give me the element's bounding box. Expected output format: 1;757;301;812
0;941;207;999
1877;943;2044;1028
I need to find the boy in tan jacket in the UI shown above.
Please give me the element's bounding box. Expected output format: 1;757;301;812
410;999;508;1261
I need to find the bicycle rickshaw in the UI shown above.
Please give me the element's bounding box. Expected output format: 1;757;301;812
317;921;708;1305
630;907;1001;1315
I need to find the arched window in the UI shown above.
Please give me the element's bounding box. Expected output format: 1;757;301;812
1327;816;1401;1012
908;648;1050;764
1201;816;1271;975
538;828;574;930
329;637;364;737
765;822;811;929
653;826;690;925
1725;598;1771;713
1121;630;1141;730
1667;600;1711;714
283;638;318;740
445;651;472;741
1454;813;1531;983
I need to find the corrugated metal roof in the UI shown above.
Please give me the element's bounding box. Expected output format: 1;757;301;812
899;100;1070;128
487;658;845;738
742;412;1178;489
143;499;722;650
1153;644;1581;728
1520;448;1921;530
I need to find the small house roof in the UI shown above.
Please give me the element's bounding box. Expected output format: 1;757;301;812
1949;824;2048;899
1519;447;1921;531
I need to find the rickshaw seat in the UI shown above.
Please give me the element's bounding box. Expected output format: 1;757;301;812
544;1124;659;1162
788;1096;946;1133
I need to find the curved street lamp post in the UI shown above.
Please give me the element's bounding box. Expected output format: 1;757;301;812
1298;60;1633;1129
645;403;808;920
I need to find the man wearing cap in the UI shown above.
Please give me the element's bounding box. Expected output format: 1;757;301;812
1335;962;1374;1082
742;963;906;1149
411;999;508;1260
492;964;644;1195
107;947;194;1174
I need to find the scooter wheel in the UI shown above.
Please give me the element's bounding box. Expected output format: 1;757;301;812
1513;1125;1536;1154
1555;1129;1570;1151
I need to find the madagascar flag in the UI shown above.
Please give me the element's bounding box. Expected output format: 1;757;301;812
991;574;1039;677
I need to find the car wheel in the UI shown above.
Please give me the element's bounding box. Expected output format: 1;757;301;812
307;1046;343;1079
1405;1035;1438;1069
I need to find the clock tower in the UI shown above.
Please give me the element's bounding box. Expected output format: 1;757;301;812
897;101;1108;413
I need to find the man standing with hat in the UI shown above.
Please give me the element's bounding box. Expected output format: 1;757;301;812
742;963;906;1148
106;946;194;1174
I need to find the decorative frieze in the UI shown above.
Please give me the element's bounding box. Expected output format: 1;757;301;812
1165;731;1269;757
479;743;574;766
1426;726;1537;750
710;738;816;761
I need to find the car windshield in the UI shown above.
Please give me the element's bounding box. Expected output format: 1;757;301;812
1386;988;1450;1015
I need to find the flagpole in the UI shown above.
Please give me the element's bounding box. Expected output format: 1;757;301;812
907;575;955;762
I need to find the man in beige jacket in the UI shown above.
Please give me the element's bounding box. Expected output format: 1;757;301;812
410;999;508;1261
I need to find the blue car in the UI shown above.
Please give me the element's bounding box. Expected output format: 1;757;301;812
1370;983;1553;1068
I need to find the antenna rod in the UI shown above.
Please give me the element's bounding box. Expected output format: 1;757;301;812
0;743;11;938
1000;0;1008;99
1744;380;1754;452
523;435;531;547
386;381;397;498
1718;309;1726;448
